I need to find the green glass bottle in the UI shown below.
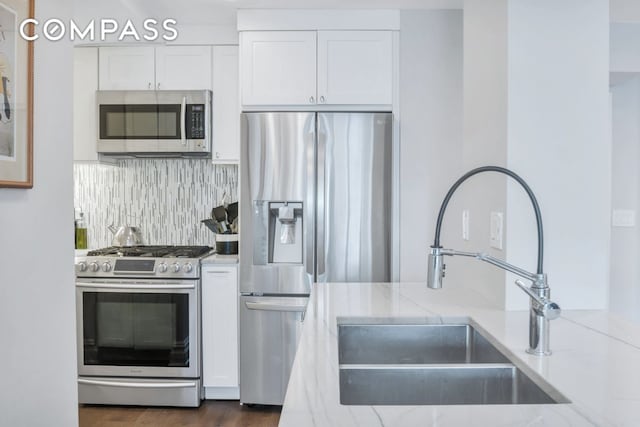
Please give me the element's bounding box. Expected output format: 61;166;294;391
75;212;88;249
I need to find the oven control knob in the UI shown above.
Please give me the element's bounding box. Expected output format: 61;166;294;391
75;261;88;272
89;262;100;272
157;263;168;273
171;263;181;273
182;263;193;273
102;262;112;272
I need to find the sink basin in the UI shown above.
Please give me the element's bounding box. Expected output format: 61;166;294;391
339;323;509;364
340;364;557;405
337;318;569;406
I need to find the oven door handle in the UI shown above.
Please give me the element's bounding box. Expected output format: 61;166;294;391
76;282;195;290
78;379;197;389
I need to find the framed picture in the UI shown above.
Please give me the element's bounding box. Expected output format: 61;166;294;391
0;0;33;188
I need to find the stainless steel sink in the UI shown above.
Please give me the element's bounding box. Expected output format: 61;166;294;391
337;319;570;406
339;323;509;364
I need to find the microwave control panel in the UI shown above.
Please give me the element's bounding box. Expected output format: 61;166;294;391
186;104;206;139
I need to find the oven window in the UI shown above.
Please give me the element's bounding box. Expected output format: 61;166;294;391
82;292;190;367
100;104;181;139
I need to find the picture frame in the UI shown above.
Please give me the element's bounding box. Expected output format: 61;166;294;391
0;0;33;188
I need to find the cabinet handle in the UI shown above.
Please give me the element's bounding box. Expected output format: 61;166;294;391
216;152;220;159
320;96;325;104
157;82;161;90
148;82;152;90
309;96;315;104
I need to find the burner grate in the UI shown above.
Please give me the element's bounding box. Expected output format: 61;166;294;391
88;245;213;258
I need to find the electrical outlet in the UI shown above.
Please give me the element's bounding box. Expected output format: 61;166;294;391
489;211;503;250
462;210;470;241
612;209;636;227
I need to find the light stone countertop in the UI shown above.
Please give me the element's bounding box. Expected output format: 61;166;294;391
200;253;238;265
279;282;640;427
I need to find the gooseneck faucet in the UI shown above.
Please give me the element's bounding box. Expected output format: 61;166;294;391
427;166;561;356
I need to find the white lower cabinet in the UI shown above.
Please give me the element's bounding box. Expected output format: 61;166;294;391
201;264;239;399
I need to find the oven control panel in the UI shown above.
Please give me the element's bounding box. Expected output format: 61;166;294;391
75;257;201;279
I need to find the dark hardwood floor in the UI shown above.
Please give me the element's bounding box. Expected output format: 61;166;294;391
79;401;281;427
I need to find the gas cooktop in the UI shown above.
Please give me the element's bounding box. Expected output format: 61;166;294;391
87;245;213;258
77;246;214;279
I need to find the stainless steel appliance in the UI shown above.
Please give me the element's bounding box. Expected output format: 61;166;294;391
75;245;213;407
97;90;211;157
239;112;393;405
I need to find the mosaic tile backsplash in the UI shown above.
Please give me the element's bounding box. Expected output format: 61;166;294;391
74;159;238;249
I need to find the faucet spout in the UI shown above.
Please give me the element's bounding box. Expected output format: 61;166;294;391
426;166;560;356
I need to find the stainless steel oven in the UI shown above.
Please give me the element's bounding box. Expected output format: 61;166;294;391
75;246;212;407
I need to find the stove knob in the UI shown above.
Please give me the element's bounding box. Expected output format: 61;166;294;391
158;263;168;273
89;262;100;272
171;263;181;273
182;263;193;273
102;262;112;272
75;261;88;272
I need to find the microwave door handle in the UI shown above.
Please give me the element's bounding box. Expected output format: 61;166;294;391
181;96;187;146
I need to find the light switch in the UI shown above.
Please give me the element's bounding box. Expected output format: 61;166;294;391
462;210;470;241
612;209;636;227
490;211;503;250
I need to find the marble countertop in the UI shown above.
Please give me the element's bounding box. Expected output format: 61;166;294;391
200;253;238;264
279;282;640;427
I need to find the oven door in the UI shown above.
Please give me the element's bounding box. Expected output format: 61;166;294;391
76;279;199;379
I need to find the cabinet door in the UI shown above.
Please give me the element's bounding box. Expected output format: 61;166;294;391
202;265;238;388
155;46;212;90
317;31;393;105
98;47;155;90
212;46;239;162
74;48;99;162
241;31;317;106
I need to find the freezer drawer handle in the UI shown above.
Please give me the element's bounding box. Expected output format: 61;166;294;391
78;379;197;389
244;301;307;312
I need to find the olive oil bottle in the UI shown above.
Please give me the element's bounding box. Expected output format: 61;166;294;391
75;211;88;249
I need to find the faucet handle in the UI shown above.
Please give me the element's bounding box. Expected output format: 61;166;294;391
514;279;561;320
539;301;561;320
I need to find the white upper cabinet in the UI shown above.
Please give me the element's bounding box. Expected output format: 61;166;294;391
241;31;317;106
240;30;393;107
74;47;100;161
99;47;155;90
99;46;212;90
155;46;212;90
212;46;240;162
317;31;392;105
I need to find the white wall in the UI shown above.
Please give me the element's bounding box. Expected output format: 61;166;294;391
0;0;78;426
611;0;640;23
398;10;464;282
611;23;640;72
71;0;239;45
459;0;611;310
610;77;640;321
457;0;509;308
505;0;611;310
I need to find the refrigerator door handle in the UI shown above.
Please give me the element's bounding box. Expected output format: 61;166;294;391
244;301;307;312
305;114;317;278
316;114;326;277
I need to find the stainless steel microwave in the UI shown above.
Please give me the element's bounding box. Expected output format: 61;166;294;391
96;90;212;157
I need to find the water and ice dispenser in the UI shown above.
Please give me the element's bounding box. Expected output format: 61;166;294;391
253;201;303;265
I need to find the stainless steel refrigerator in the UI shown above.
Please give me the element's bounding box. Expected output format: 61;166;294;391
239;112;392;405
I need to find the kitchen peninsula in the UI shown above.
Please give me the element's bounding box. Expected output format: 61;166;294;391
280;282;640;426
